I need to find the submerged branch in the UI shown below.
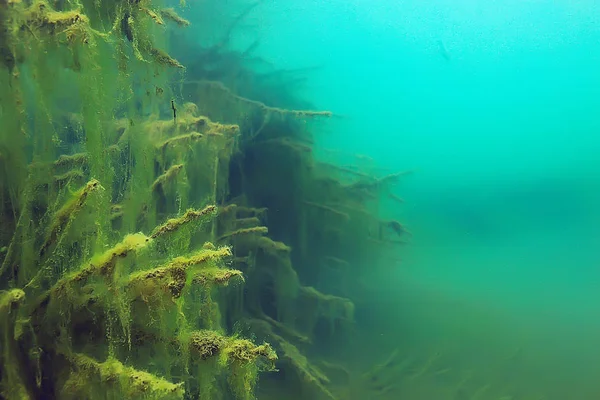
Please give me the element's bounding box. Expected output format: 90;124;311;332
186;80;334;118
60;353;185;399
150;205;217;239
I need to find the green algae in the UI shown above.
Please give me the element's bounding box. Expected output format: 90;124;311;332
0;1;409;399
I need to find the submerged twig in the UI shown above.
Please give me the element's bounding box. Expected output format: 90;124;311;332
186;80;333;118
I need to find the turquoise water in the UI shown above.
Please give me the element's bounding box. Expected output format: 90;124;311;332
3;0;599;398
242;1;600;398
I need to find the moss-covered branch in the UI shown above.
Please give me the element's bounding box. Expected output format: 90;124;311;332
159;8;190;27
218;226;269;242
189;330;277;368
59;353;185;400
1;0;186;71
0;288;25;317
0;289;31;400
187;80;334;118
150;205;217;239
151;164;184;192
126;245;235;302
39;179;103;258
245;318;337;400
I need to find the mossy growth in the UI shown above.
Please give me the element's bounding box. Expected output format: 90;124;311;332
185;330;278;400
0;1;281;398
0;1;411;399
175;26;413;398
57;353;186;400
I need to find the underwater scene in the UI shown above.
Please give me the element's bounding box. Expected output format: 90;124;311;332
1;0;599;399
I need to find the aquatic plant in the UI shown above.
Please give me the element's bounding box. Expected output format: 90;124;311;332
0;1;279;398
0;0;409;399
180;54;411;399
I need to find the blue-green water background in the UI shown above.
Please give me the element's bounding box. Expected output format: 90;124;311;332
191;0;600;397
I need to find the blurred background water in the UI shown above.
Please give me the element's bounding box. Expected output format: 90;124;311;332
190;0;600;397
233;0;600;398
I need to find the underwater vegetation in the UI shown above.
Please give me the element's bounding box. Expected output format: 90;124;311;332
0;0;409;399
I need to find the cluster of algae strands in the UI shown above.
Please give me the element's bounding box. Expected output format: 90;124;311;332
0;0;414;398
0;0;278;399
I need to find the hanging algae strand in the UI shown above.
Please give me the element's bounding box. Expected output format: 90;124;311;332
151;163;184;192
23;205;277;399
0;289;30;400
0;0;185;70
39;179;103;258
0;0;285;397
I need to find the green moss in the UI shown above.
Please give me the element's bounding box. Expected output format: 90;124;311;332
59;354;185;400
223;339;277;400
0;1;405;399
0;289;25;312
0;289;31;400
